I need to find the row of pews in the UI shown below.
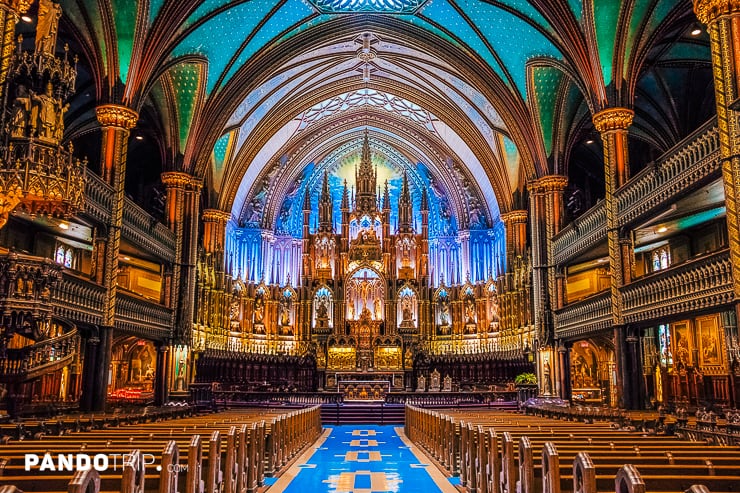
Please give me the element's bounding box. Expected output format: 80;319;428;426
0;406;322;493
0;406;195;442
406;405;740;493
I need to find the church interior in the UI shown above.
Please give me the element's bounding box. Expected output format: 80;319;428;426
0;0;739;491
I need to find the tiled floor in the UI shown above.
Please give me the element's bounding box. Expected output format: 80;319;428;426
268;425;457;492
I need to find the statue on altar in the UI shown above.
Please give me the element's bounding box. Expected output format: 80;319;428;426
443;374;452;392
430;369;441;391
416;374;426;392
280;296;291;326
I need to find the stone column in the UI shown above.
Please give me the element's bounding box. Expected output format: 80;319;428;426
93;104;137;412
593;106;634;408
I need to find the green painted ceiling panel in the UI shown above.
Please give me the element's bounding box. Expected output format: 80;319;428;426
484;0;551;32
184;0;235;28
111;0;138;82
169;62;202;151
455;0;563;96
174;0;282;93
220;0;318;88
569;0;583;20
416;1;505;86
663;41;711;62
623;0;652;79
149;0;165;23
532;65;564;156
397;14;463;49
593;0;621;87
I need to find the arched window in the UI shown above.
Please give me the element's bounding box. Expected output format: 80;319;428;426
55;244;74;268
651;247;670;272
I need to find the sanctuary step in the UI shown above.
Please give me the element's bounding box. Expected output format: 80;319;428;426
321;403;405;425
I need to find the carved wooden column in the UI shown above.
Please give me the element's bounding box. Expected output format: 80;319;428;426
0;0;29;99
500;210;527;274
181;177;203;346
161;172;190;318
593;107;634;408
91;104;137;412
694;1;740;332
531;175;567;396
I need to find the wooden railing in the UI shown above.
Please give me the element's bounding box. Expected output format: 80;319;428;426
84;170;175;261
0;319;79;382
621;249;733;323
553;120;720;264
52;271;104;325
115;290;173;340
554;291;611;339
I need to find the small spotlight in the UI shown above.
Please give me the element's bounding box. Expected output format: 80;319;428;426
123;256;131;261
586;139;594;144
58;222;69;230
135;135;144;140
691;27;702;36
657;226;668;233
21;15;32;23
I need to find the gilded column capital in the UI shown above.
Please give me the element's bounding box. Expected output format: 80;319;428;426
187;176;203;192
161;171;193;189
202;209;232;223
536;174;568;192
95;104;138;129
500;210;528;224
694;0;740;25
592;107;634;133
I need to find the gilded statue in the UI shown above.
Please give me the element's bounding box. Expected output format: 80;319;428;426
30;82;68;141
11;85;31;138
36;0;63;55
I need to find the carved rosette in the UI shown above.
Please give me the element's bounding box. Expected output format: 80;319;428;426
592;108;634;133
95;104;138;129
694;0;740;25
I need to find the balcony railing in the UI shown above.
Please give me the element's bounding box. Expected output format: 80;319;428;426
122;198;176;261
52;271;105;325
554;291;611;339
115;290;173;340
0;321;79;382
621;249;733;324
53;272;172;339
552;205;606;265
552;119;720;264
84;170;175;261
617;120;720;227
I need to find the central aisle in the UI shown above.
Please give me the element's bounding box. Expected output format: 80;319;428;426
269;425;457;492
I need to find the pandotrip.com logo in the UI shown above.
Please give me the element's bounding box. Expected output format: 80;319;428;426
24;453;188;473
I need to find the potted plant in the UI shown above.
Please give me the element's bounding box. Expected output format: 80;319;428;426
514;372;538;402
515;372;537;385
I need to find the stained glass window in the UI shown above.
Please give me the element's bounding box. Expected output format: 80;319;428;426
651;247;670;272
658;324;672;367
55;244;74;269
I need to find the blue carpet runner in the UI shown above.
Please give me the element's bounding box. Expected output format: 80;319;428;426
279;425;449;492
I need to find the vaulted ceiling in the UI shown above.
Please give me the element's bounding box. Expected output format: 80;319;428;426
42;0;711;225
